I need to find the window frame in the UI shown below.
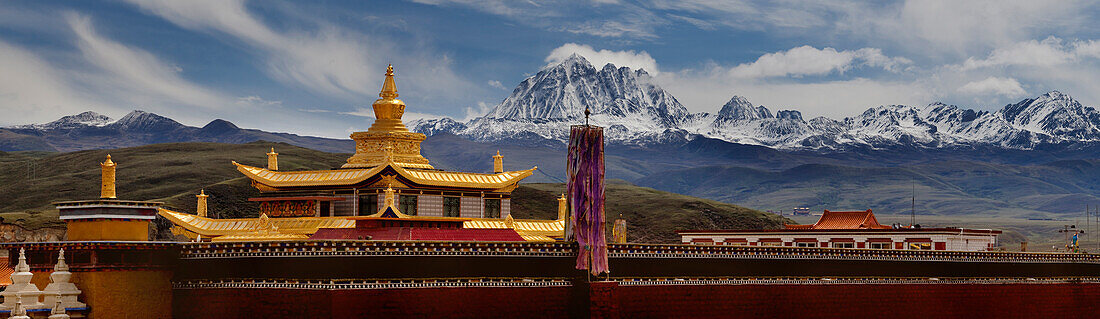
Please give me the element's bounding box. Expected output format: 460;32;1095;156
357;194;377;216
483;198;501;218
399;195;418;216
443;196;461;217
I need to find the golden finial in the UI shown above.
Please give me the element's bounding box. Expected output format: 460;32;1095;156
196;189;209;217
493;150;504;173
557;194;568;220
380;64;398;99
267;147;279;171
100;154;117;199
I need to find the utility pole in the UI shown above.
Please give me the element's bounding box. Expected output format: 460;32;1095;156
911;184;915;227
1059;224;1084;253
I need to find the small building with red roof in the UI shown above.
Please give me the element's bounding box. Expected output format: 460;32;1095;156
678;209;1000;251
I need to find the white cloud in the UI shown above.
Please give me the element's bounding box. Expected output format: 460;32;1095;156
838;0;1093;56
957;77;1026;97
235;95;282;106
545;43;660;73
124;0;477;109
958;36;1100;70
68;13;228;109
463;102;492;121
488;80;507;90
413;0;663;39
727;46;911;79
0;40;111;126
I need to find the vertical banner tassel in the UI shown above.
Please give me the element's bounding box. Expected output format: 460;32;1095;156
568;124;608;276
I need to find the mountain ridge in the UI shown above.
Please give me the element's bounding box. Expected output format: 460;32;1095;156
411;55;1100;151
1;110;353;153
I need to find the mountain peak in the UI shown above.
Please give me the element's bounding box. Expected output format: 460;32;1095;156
552;53;593;70
201;119;240;134
110;110;184;132
716;96;772;122
9;111;113;130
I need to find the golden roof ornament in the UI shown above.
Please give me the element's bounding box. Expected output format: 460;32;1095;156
267;148;279;171
343;64;433;169
369;64;407;132
196;189;209;217
100;155;116;199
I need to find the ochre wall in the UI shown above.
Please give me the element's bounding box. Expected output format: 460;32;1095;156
173;283;1100;319
73;271;173;319
66;220;149;241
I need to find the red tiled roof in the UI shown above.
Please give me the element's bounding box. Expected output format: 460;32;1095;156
784;209;891;230
0;257;12;286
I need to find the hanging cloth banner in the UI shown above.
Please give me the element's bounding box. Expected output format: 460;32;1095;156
567;125;608;276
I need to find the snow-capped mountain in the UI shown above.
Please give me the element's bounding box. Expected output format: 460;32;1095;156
411;54;1100;150
11;111;113;130
449;53;693;144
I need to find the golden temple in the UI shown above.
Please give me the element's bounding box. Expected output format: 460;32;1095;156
160;65;564;242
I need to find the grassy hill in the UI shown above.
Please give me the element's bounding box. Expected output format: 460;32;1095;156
511;181;790;243
0;141;787;243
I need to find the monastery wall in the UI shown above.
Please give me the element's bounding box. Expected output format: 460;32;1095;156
171;282;1100;318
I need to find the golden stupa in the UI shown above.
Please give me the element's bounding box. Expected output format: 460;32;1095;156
343;64;433;169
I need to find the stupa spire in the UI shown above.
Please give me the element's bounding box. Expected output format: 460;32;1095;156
366;64;408;132
379;64;398;99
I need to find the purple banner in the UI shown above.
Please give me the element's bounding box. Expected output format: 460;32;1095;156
567;125;608;276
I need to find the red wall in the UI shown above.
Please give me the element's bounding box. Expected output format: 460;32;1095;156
614;283;1100;319
175;283;1100;319
174;286;572;318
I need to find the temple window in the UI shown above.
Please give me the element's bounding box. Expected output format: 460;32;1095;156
358;195;377;215
868;242;891;249
484;198;501;218
400;195;418;216
319;201;331;217
443;197;460;217
831;242;854;249
795;242;817;248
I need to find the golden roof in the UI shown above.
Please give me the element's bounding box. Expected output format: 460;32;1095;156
159;209;355;237
234;161;535;190
160;208;563;242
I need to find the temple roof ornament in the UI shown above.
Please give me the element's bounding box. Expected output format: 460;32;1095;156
100;155;116;199
343;64;433;169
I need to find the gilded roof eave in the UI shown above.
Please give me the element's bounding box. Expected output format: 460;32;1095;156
160;208;563;242
233;161;535;190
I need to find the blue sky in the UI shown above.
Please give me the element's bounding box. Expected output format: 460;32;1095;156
3;1;1100;138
